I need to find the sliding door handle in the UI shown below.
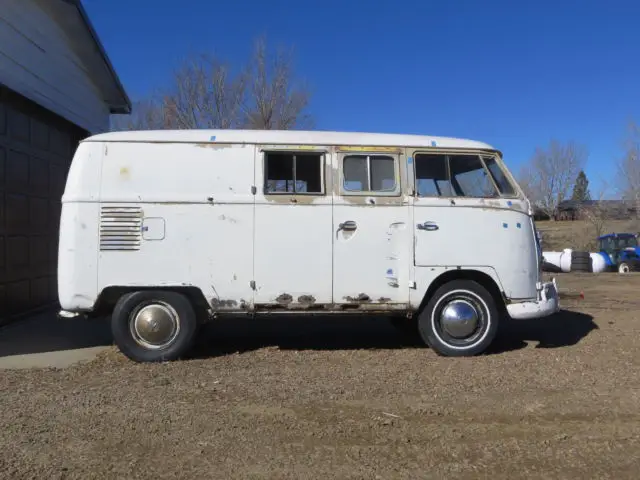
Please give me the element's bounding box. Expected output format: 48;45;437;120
417;221;439;231
338;220;357;232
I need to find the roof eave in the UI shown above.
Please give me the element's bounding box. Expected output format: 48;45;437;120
60;0;132;114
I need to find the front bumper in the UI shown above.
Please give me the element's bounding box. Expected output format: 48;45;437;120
506;278;560;320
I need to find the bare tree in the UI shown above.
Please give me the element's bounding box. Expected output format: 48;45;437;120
161;52;248;129
110;98;167;131
243;38;313;130
615;121;640;219
111;37;312;132
520;140;588;219
515;164;537;206
577;182;610;249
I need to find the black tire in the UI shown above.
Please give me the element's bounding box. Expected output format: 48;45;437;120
571;258;593;272
571;251;591;260
417;280;499;357
111;290;199;363
618;262;632;274
571;251;593;272
571;259;592;264
571;265;592;272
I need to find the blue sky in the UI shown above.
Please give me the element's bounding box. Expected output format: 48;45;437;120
83;0;640;195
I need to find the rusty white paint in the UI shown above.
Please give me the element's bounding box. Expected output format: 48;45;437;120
86;129;498;152
413;196;538;300
58;131;559;322
253;146;333;304
506;279;559;320
0;0;128;133
333;208;410;305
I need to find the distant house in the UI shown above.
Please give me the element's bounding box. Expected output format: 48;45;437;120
556;200;637;221
1;0;131;321
532;199;637;222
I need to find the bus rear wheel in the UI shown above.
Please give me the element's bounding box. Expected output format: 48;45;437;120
418;279;499;357
111;290;199;362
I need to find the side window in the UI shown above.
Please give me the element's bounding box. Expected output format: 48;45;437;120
415;154;453;197
264;152;324;194
449;154;499;198
483;156;516;196
343;154;396;193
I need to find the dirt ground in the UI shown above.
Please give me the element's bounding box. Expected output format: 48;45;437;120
1;273;640;479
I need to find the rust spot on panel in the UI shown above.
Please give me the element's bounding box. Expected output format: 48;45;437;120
211;298;238;309
344;293;371;303
298;295;316;305
255;303;288;311
356;303;406;311
337;146;402;153
336;302;406;311
481;199;502;208
276;293;293;305
264;195;322;205
194;143;231;150
251;303;409;313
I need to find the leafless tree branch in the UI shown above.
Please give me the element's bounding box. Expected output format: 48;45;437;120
615;121;640;216
578;182;610;249
110;38;313;132
519;140;588;219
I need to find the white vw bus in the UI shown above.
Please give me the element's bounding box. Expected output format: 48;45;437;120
57;130;559;362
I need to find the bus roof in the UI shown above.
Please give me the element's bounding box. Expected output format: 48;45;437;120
86;129;497;151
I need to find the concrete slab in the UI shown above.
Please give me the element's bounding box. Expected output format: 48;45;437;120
0;311;112;369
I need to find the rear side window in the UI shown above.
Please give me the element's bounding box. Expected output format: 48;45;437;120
343;154;396;192
264;152;324;194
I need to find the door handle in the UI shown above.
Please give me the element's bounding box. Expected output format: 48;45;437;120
417;221;439;231
338;220;357;232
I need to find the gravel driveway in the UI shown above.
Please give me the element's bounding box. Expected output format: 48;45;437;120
1;273;639;479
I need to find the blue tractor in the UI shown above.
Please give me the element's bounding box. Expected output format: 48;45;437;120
597;233;640;273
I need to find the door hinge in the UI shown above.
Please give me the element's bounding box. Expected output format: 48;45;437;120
251;185;257;195
409;281;417;289
250;280;256;290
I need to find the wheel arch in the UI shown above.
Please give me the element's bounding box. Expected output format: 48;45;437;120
417;269;507;317
93;285;210;318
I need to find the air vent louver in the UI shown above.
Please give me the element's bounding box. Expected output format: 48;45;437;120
100;206;142;251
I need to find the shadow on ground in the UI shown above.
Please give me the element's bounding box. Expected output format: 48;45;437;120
490;309;597;354
0;311;112;358
0;309;597;361
189;309;597;359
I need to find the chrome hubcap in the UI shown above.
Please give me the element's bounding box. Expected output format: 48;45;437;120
130;302;180;349
440;299;479;338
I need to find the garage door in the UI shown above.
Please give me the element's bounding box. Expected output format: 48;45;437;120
0;86;87;323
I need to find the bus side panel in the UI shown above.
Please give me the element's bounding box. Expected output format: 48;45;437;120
96;142;256;311
58;141;102;311
58;202;101;311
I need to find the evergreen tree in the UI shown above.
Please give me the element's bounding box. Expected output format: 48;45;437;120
571;170;591;201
